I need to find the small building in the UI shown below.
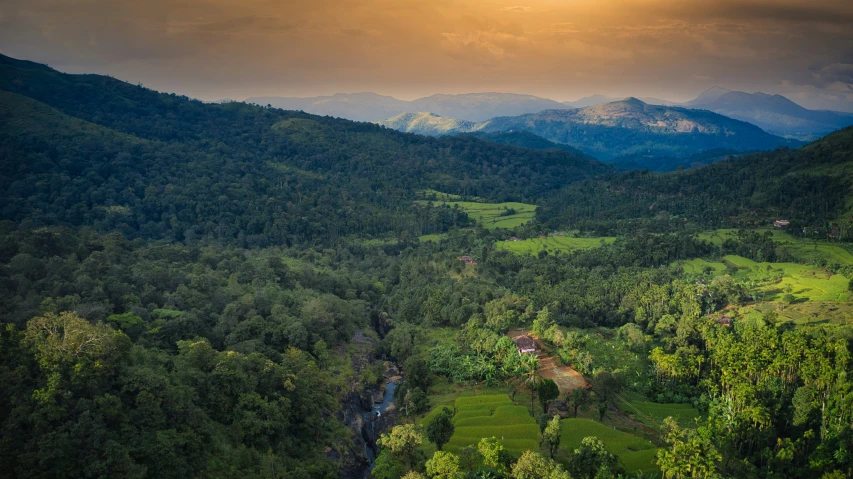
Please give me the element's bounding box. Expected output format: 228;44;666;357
513;335;536;354
457;255;476;265
774;219;790;228
715;316;733;327
508;236;519;242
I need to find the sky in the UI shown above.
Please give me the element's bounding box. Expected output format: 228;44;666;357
2;0;853;110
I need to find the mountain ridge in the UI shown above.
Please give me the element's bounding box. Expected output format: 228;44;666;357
685;88;853;140
246;91;572;122
0;53;612;245
378;99;802;169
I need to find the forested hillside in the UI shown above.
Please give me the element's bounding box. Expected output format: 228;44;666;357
0;55;609;247
539;127;853;237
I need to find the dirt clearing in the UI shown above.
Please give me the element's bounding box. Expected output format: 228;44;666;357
538;356;588;394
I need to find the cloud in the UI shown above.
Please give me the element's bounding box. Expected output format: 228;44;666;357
810;63;853;89
777;80;853;111
1;0;852;102
542;23;579;34
191;16;295;34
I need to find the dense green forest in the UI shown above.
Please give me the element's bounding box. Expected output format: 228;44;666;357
539;128;853;238
1;54;852;479
0;55;609;247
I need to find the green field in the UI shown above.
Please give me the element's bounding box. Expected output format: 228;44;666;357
436;394;540;456
617;393;701;428
680;258;728;275
696;229;853;266
560;419;660;474
418;233;444;243
496;236;616;255
421;392;660;474
416;199;537;230
677;254;850;302
417;189;465;201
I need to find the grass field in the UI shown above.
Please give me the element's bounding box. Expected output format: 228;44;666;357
676;254;850;302
418;233;445;243
617;393;700;428
560;419;660;474
680;258;728;275
696;229;853;266
417;189;465;201
415;199;537;230
737;301;853;326
496;236;616;255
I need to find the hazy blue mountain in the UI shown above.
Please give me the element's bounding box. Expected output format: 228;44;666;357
686;86;733;106
685;87;853;140
563;94;617;108
246;92;570;122
408;93;571;121
379;98;802;169
564;94;677;108
246;92;411;122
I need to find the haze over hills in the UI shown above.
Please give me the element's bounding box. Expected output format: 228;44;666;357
249;87;853;143
378;98;801;169
246;92;571;122
685;87;853;140
563;94;678;108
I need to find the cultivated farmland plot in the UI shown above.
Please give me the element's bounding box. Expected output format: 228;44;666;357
496;236;616;255
427;394;662;474
679;254;850;302
415;198;537;229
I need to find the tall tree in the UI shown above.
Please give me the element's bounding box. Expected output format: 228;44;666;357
425;451;463;479
377;424;423;470
542;416;562;458
426;407;455;451
521;353;542;417
511;450;571;479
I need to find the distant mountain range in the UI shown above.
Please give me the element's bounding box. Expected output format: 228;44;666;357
246;92;570;122
684;87;853;140
563;94;678;108
249;88;853;142
377;98;801;169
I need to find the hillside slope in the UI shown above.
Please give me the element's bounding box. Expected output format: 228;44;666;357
0;55;611;245
464;130;590;158
539;126;853;236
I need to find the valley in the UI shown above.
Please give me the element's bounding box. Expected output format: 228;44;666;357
1;52;852;479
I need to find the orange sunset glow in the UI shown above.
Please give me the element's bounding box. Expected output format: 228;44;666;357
2;0;852;109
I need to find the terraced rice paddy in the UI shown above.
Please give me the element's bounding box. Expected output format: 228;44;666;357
496;236;616;255
439;395;540;456
422;393;662;474
560;419;660;474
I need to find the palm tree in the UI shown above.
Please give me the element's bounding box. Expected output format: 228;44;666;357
520;353;541;417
